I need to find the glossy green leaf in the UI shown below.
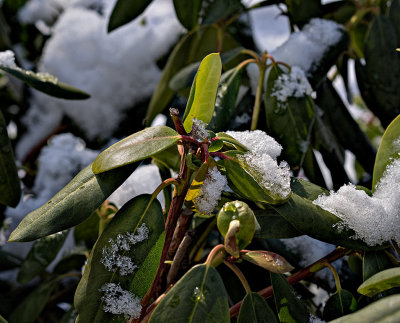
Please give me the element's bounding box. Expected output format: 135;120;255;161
17;230;69;284
145;26;238;125
363;14;400;127
270;272;310;323
92;126;179;174
358;267;400;297
363;250;394;281
238;292;278;323
73;209;100;249
0;110;21;207
152;144;181;172
173;0;202;30
8;280;57;323
201;0;242;25
330;294;400;323
108;0;153;32
209;66;243;131
242;251;294;274
182;53;222;133
149;264;229;322
0;66;90;100
264;66;315;168
372;115;400;190
323;289;357;321
254;210;302;239
209;139;223;152
216;132;248;152
9;163;136;242
75;194;165;322
223;151;291;205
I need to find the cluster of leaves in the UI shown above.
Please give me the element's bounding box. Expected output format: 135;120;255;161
1;0;400;322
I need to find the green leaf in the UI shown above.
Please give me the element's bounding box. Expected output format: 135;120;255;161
372;115;400;190
108;0;153;32
53;253;87;275
173;0;202;30
363;14;400;127
362;250;394;281
17;230;69;284
145;25;238;125
389;0;400;48
358;267;400;297
149;264;230;322
182;53;222;133
242;251;294;274
8;280;57;323
209;66;243;131
285;0;322;27
0;314;6;323
75;194;165;322
330;294;400;323
152;144;181;172
238;292;278;323
0;110;21;207
254;210;302;239
216;132;248;152
9;163;136;242
264;66;315;168
201;0;242;25
92;126;179;174
0;66;90;100
323;289;357;321
223;151;291;205
73;209;100;249
270;272;310;323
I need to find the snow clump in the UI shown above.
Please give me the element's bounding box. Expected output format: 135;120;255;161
191;118;209;142
313;155;400;246
226;130;291;199
101;223;149;275
100;283;142;318
195;167;228;214
0;50;16;67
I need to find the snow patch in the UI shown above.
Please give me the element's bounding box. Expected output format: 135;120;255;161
0;50;16;67
100;283;142;318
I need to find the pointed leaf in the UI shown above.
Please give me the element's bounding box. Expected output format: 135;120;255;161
372;115;400;190
149;264;230;322
9;163;136;242
238;292;278;323
17;230;69;284
182;53;222;133
363;250;395;281
92;126;179;174
108;0;153;32
254;210;302;239
270;272;310;323
358;267;400;297
0;66;90;100
8;280;57;323
75;194;165;322
330;294;400;323
264;66;315;168
323;289;357;321
0;110;20;207
216;132;248;152
242;251;294;274
173;0;202;30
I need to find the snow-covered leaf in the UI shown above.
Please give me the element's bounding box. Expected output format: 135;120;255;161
92;126;179;174
75;195;164;322
358;267;400;297
149;264;229;322
0;110;20;207
182;53;222;133
9;163;136;242
0;66;90;100
108;0;153;32
238;292;278;323
372;115;400;191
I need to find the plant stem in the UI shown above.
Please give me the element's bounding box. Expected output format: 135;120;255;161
223;260;252;294
229;247;350;317
322;261;342;292
250;63;266;130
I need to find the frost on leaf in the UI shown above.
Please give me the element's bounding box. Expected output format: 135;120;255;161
190;118;209;142
195;167;228;214
100;283;142;318
271;66;313;110
226;130;291;199
313;158;400;246
101;223;149;275
0;50;16;68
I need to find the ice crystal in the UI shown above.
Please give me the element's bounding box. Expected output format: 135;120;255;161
101;223;149;275
100;283;142;318
191;118;209;142
0;50;16;67
313;158;400;246
195;167;228;214
271;66;312;108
